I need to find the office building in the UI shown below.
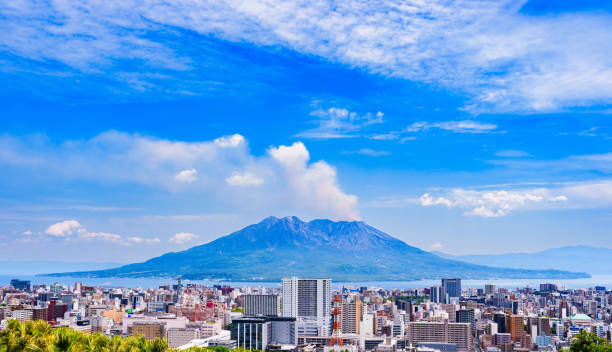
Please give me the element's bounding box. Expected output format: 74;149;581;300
507;315;524;342
406;321;473;352
10;279;31;291
538;317;551;336
492;333;511;347
12;309;34;322
455;309;475;331
231;315;297;350
281;277;331;320
431;285;447;304
342;299;362;334
30;307;48;321
282;277;331;336
535;335;552;347
493;312;506;333
244;294;281;317
231;316;270;350
269;317;298;345
442;279;461;298
167;328;200;347
485;284;496;295
131;322;166;340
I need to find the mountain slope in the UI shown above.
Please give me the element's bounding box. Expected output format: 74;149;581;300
49;216;589;281
435;246;612;275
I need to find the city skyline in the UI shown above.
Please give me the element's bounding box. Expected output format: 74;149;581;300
1;0;612;262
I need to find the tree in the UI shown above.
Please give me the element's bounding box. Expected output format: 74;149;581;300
568;331;612;352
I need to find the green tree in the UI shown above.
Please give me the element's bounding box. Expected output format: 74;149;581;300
568;331;612;352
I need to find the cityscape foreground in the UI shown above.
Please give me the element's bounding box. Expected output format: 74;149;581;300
2;276;610;352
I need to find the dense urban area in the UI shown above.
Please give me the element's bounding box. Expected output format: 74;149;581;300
1;277;610;352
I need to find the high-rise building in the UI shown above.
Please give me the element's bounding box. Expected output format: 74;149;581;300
341;299;362;334
441;304;457;323
244;294;281;317
511;300;520;315
10;279;31;291
430;285;447;304
485;284;496;295
507;315;525;342
281;277;331;320
456;309;475;331
493;312;507;333
486;321;498;335
442;279;462;298
538;317;551;336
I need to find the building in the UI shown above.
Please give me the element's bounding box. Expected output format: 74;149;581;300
406;321;473;352
431;285;447;304
535;335;552;347
245;294;281;317
269;317;298;345
10;279;31;291
167;327;200;347
493;312;506;334
12;309;33;322
29;307;48;321
131;321;166;340
342;299;362;334
231;316;270;350
485;284;496;295
455;310;475;331
441;304;457;323
538;316;551;336
442;279;461;298
282;277;331;336
491;333;511;347
507;315;524;343
281;277;331;320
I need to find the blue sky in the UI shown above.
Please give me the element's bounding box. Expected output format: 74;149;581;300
0;0;611;262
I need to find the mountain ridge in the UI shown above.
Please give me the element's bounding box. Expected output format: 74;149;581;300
47;216;589;281
434;245;612;275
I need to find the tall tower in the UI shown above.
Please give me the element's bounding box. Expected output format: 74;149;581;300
330;294;343;347
177;275;183;296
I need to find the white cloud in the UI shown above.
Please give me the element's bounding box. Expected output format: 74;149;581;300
0;132;358;220
420;188;568;217
127;236;161;244
433;120;497;133
169;232;198;244
419;194;454;208
342;148;389;157
0;131;251;190
268;141;359;221
175;168;198;183
214;134;245;148
80;232;124;244
404;120;497;134
22;230;33;236
297;107;384;139
431;242;443;250
225;171;264;186
495;150;532;158
44;220;85;237
43;219;160;246
3;0;610;111
369;133;398;141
